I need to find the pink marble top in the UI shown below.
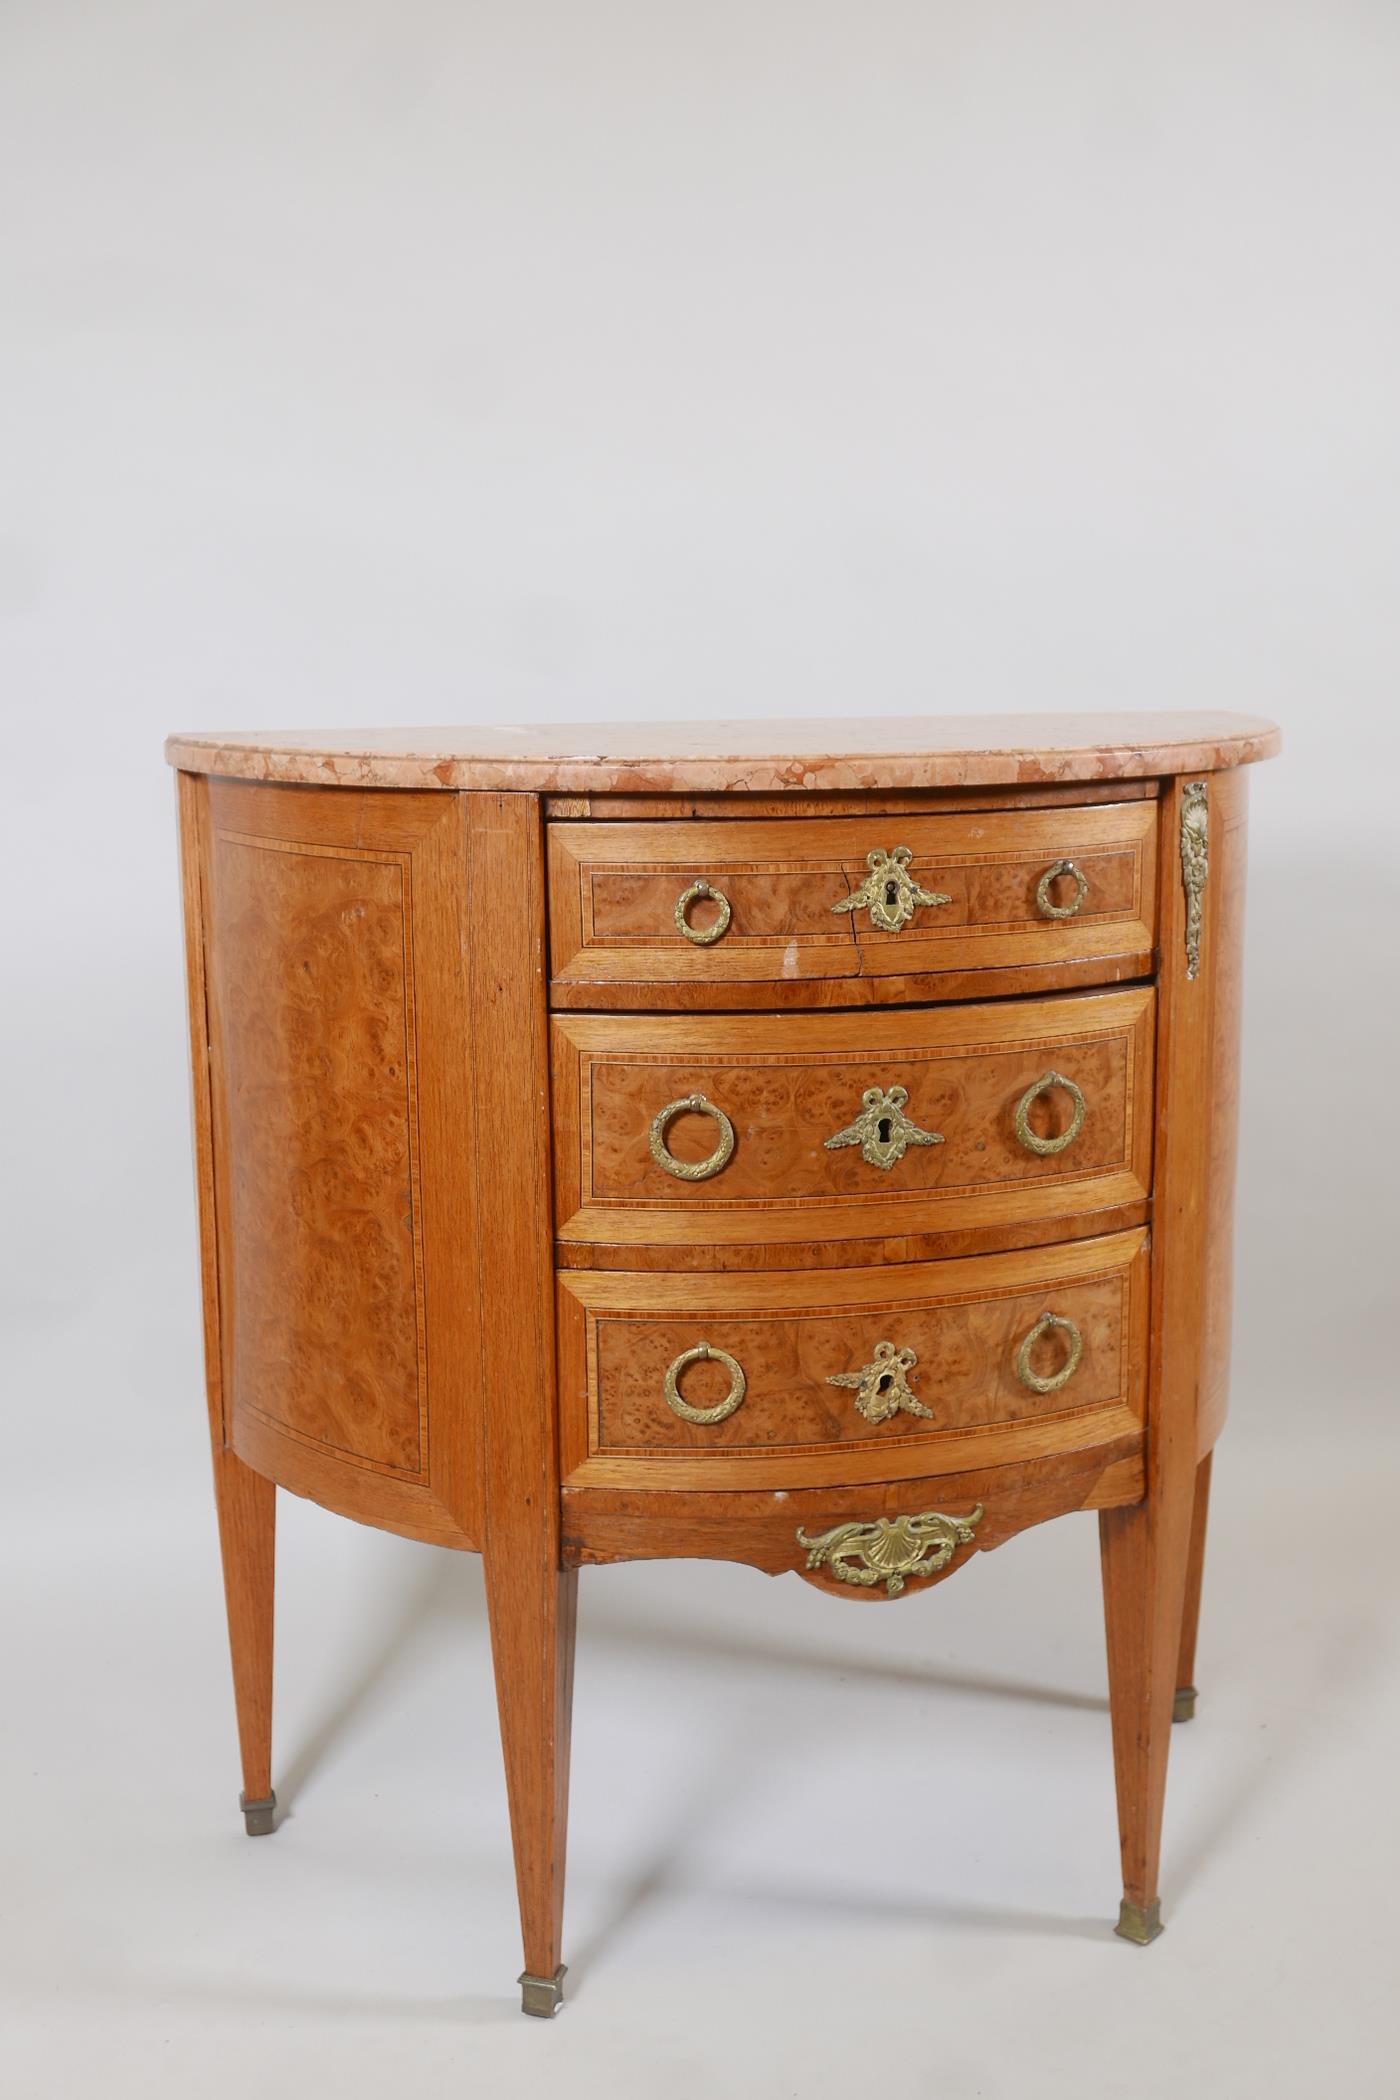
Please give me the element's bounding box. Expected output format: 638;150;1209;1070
165;712;1280;794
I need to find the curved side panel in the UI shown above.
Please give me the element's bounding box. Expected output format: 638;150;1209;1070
192;775;480;1548
233;1411;473;1548
1197;769;1249;1457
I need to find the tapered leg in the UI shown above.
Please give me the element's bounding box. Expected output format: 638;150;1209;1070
1099;1463;1197;1944
1173;1453;1213;1723
466;791;578;2016
484;1556;578;2015
1098;773;1241;1943
211;1447;277;1833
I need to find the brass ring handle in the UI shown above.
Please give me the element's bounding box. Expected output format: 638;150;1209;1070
1014;1070;1087;1156
1035;859;1089;920
648;1093;736;1181
1014;1312;1084;1394
664;1342;747;1425
674;878;732;946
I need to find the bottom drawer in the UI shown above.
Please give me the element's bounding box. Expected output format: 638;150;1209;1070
558;1228;1148;1491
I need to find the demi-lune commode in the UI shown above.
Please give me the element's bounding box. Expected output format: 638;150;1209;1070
167;712;1280;2015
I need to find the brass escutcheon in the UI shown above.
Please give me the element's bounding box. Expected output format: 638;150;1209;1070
1035;858;1089;919
1014;1311;1084;1394
1014;1070;1087;1156
830;846;952;933
823;1084;943;1170
663;1342;747;1425
827;1340;933;1425
674;877;732;946
648;1093;736;1182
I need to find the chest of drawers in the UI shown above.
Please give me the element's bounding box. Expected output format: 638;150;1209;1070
168;713;1279;2015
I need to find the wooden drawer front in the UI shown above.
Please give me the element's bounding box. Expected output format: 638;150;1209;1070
553;988;1154;1252
548;803;1157;996
558;1230;1148;1490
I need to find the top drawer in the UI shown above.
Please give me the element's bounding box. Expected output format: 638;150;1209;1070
548;803;1158;1005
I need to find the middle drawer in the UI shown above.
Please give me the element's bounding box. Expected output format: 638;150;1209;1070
552;986;1154;1258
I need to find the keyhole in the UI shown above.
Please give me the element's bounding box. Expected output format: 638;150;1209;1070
876;1373;892;1396
877;1116;893;1145
884;880;899;905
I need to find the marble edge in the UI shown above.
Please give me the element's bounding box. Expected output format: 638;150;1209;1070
164;720;1281;792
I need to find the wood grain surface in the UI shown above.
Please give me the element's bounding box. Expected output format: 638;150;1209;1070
544;779;1161;821
549;803;1158;995
467;792;578;1996
561;1438;1146;1595
1099;771;1228;1928
1176;1452;1214;1701
553;1200;1148;1273
1196;767;1250;1458
177;771;277;1807
207;828;425;1473
195;775;480;1548
554;988;1154;1253
558;1229;1148;1490
549;952;1157;1014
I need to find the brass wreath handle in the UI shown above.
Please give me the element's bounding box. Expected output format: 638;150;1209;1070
1014;1312;1084;1394
1014;1070;1087;1156
675;878;732;946
664;1342;747;1425
1035;859;1089;920
648;1093;736;1181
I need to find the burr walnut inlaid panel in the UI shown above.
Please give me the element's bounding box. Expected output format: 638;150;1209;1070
552;988;1154;1252
548;802;1158;999
203;829;427;1479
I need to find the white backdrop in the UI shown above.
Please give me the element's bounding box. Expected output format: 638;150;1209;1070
2;4;1397;2096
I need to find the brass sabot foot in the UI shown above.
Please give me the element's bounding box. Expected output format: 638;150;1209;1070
1115;1897;1164;1945
240;1790;277;1836
1173;1685;1198;1723
519;1964;567;2017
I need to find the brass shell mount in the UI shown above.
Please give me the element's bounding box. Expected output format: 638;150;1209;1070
827;1340;933;1425
823;1084;943;1171
519;1965;567;2017
663;1342;747;1426
1014;1069;1087;1156
1035;858;1089;919
829;845;952;933
796;1505;984;1597
240;1790;277;1837
1014;1311;1084;1395
674;877;731;946
1115;1898;1164;1946
648;1092;736;1182
1173;1685;1199;1723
